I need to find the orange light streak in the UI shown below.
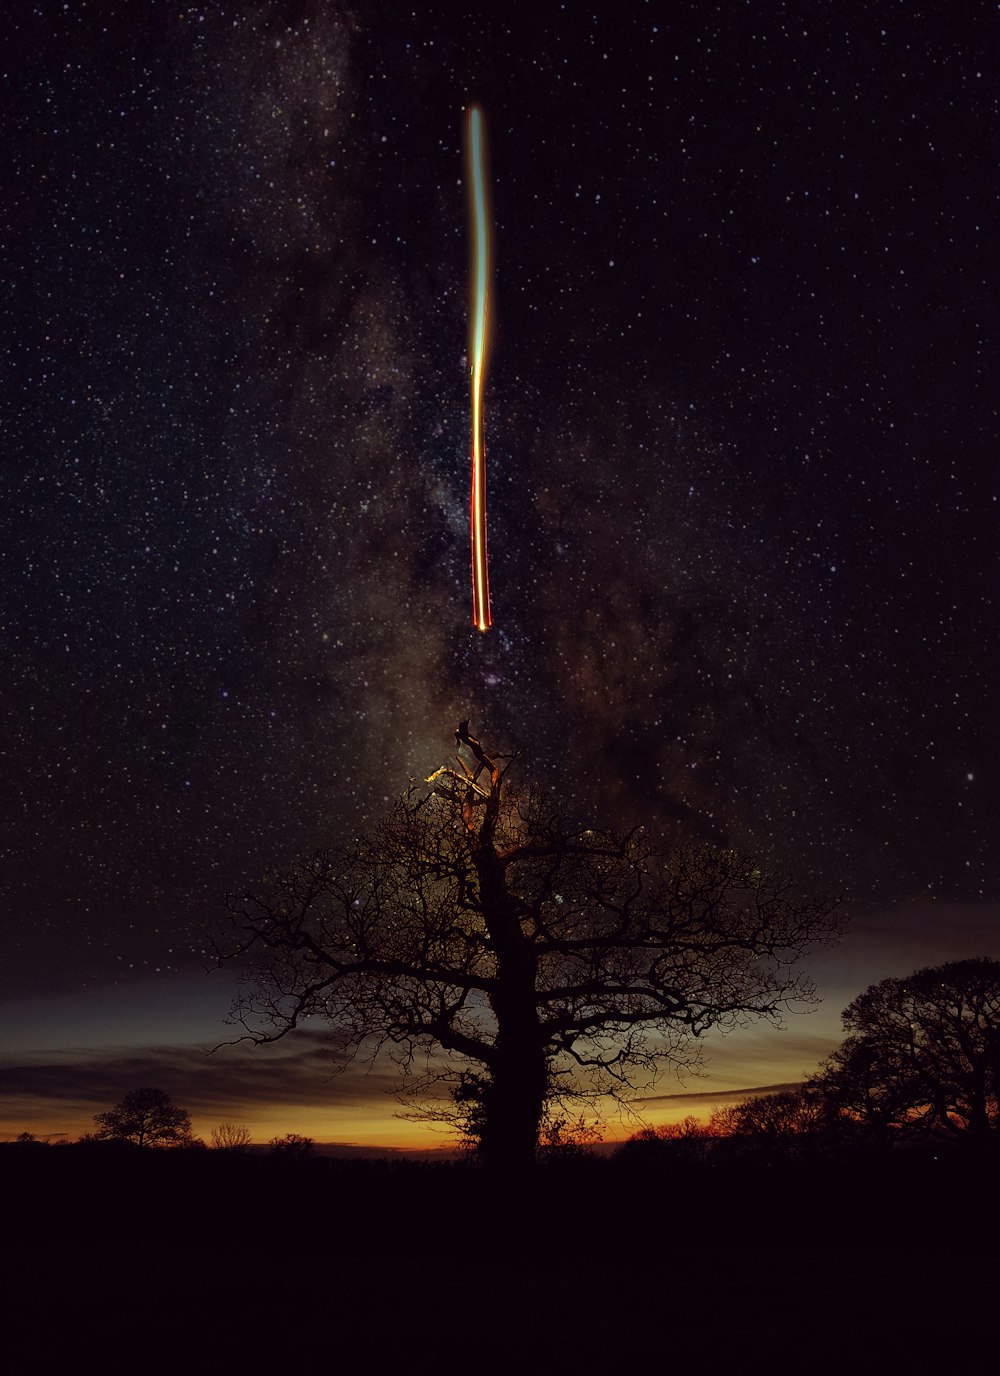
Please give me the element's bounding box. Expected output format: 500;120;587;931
466;106;492;632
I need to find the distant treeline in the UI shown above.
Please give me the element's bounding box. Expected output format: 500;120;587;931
3;1126;997;1264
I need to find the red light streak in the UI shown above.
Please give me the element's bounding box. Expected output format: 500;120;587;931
467;106;492;633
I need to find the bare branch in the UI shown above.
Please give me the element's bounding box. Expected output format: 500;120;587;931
216;725;839;1166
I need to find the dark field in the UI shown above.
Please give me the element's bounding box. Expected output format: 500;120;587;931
4;1147;997;1370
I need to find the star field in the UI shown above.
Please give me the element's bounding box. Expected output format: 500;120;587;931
3;0;997;1000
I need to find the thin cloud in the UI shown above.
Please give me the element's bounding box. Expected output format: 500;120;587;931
0;1031;406;1124
637;1082;803;1108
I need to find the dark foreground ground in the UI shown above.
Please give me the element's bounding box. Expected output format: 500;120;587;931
4;1146;997;1370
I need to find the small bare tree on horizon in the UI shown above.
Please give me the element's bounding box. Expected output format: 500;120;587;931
210;1121;253;1151
93;1088;194;1149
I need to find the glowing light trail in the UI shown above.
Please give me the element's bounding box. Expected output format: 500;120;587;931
467;106;492;632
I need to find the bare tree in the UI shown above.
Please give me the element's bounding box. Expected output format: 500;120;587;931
618;1116;713;1166
268;1133;315;1159
211;1121;253;1151
709;1088;828;1160
93;1088;194;1149
537;1112;603;1162
806;1035;921;1148
810;959;1000;1146
221;729;837;1169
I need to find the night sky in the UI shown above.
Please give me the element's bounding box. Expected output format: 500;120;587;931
4;0;998;1143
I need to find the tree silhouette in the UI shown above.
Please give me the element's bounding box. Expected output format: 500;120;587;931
810;958;1000;1147
806;1035;918;1149
221;729;837;1169
617;1117;712;1166
709;1088;828;1161
211;1121;253;1151
93;1088;194;1149
268;1132;315;1159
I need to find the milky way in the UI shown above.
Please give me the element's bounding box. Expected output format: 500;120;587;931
4;0;997;997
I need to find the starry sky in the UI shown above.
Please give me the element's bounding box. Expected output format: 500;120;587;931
3;0;998;1143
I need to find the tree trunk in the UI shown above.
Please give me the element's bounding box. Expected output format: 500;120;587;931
478;1023;548;1172
966;1063;993;1146
473;778;547;1171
